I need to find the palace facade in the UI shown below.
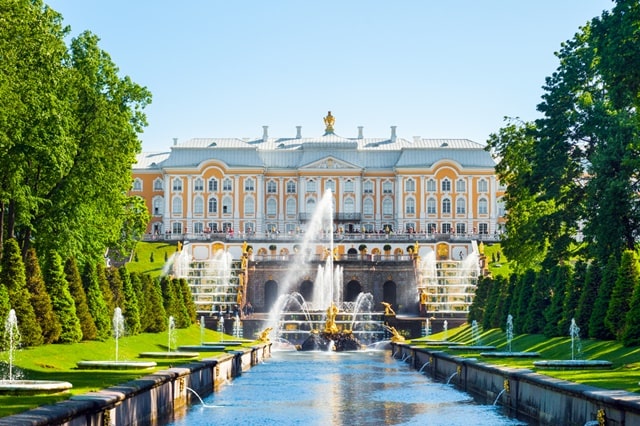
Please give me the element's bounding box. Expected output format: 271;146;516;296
131;119;505;239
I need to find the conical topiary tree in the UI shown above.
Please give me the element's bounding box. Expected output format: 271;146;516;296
129;271;146;330
82;262;111;340
0;284;10;331
513;269;536;332
589;255;618;340
43;251;82;343
523;270;550;334
96;262;115;314
1;238;42;346
622;278;640;347
558;260;584;334
178;278;197;326
140;274;166;333
107;267;124;311
172;278;191;328
543;264;571;337
606;250;639;340
575;260;602;338
24;248;60;344
120;266;141;335
468;275;490;324
65;257;97;341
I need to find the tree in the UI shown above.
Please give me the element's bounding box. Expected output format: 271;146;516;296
523;270;551;334
82;262;111;340
513;269;536;332
559;260;585;333
575;260;602;338
140;274;166;333
468;275;491;324
0;284;9;328
106;267;124;311
589;255;618;340
65;257;97;341
43;251;82;343
120;267;141;335
605;250;638;340
178;278;197;326
24;248;60;344
0;239;42;346
543;264;572;337
623;277;640;347
96;262;114;314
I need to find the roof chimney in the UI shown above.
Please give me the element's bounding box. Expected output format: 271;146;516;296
296;126;302;139
390;126;397;142
357;126;364;139
262;126;269;141
173;137;178;146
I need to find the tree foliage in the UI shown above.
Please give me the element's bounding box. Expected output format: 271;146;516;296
65;257;97;341
24;248;60;344
43;251;82;343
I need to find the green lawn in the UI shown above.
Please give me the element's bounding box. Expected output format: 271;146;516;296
125;241;180;277
413;324;640;393
0;325;253;417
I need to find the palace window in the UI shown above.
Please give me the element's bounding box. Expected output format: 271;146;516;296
132;178;142;191
405;178;415;192
193;196;204;215
427;197;437;214
172;222;182;234
306;198;316;214
245;178;255;192
427;222;437;233
344;179;354;193
267;198;277;216
442;198;451;214
405;197;415;214
208;197;218;214
456;223;466;234
267;180;277;194
363;198;374;216
344;197;355;214
222;196;232;214
441;178;451;192
286;181;296;194
172;196;182;215
382;198;393;215
172;178;183;192
153;178;163;191
497;197;506;217
152;196;163;216
426;178;436;192
478;178;488;193
223;178;233;192
193;222;204;233
307;179;317;193
456;197;466;214
479;223;489;234
382;181;393;194
208;222;218;232
363;181;373;194
456;179;466;193
325;179;335;192
245;197;255;215
478;198;488;215
441;223;452;234
194;177;204;192
286;198;296;216
208;178;218;192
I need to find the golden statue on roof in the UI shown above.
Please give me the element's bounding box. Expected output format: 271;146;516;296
323;111;335;134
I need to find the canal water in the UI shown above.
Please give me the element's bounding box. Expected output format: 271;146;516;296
167;349;527;426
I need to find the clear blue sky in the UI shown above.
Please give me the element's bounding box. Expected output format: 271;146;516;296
47;0;613;152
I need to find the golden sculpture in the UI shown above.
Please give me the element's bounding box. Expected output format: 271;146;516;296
324;302;339;334
385;325;405;343
382;301;396;316
420;289;428;306
242;241;248;254
323;111;335;133
414;241;419;256
258;327;272;342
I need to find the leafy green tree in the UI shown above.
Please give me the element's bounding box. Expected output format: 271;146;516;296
106;267;124;311
0;284;9;327
623;278;640;346
82;262;111;340
178;278;197;326
65;257;97;341
523;270;551;334
575;260;602;338
468;275;491;324
543;264;572;337
0;239;42;346
43;251;82;343
481;276;499;330
129;271;146;331
140;274;166;333
606;250;638;340
559;260;584;333
513;269;536;332
589;255;618;340
120;266;141;335
96;262;114;314
488;276;510;329
24;248;60;344
172;278;191;329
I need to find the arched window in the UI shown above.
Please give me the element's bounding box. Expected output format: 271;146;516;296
363;180;374;194
325;179;335;192
222;196;232;214
132;178;142;191
497;197;506;217
306;198;316;214
478;198;488;215
193;222;204;233
153;178;163;191
208;197;218;214
442;198;451;214
478;179;488;193
363;198;374;216
193;196;204;215
286;181;296;194
267;180;277;193
405;197;415;214
382;181;393;194
344;197;355;214
382;198;393;215
307;179;316;193
456;197;466;214
456;223;466;234
286;198;296;216
456;179;466;193
194;177;204;192
245;196;255;215
172;196;182;215
152;196;163;216
441;178;451;192
405;178;415;192
208;178;218;192
172;178;182;192
344;179;354;192
223;178;233;191
267;198;277;216
426;178;436;192
427;197;437;214
245;178;255;192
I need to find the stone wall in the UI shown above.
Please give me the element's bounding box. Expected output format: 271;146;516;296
393;344;640;426
0;344;271;426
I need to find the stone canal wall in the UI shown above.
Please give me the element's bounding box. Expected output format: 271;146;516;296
392;343;640;426
0;344;271;426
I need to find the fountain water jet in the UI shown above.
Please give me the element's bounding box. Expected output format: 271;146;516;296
0;309;73;394
481;314;540;358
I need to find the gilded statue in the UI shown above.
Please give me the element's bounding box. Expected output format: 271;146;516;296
385;325;405;343
323;111;335;133
324;302;339;334
382;301;396;316
259;327;273;342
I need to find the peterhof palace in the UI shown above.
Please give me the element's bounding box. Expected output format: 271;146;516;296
130;113;504;320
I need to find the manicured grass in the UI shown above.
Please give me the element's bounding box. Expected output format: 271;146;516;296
413;324;640;394
0;325;254;418
126;241;179;277
483;242;512;277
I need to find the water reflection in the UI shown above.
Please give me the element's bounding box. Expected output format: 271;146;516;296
167;350;526;426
